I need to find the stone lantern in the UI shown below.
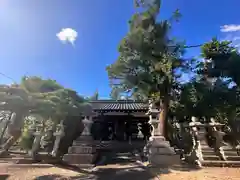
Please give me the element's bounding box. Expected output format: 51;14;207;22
81;116;93;137
146;99;179;167
63;115;97;168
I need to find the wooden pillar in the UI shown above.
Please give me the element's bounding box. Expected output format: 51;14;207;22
114;119;118;140
99;113;106;141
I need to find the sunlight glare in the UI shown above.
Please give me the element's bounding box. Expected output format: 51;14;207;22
0;0;8;7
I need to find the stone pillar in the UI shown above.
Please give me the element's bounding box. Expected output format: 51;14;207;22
26;125;35;154
187;117;204;167
194;117;206;146
51;122;65;157
63;116;97;168
146;100;179;167
30;125;44;160
208;118;226;161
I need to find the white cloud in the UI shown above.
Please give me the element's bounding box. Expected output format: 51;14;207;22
220;25;240;51
220;24;240;32
233;36;240;41
56;28;78;45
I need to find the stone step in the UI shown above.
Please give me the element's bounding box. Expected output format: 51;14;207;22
5;164;54;168
203;155;240;161
68;146;96;154
202;150;238;156
201;146;235;151
0;157;35;164
63;153;97;165
114;153;135;160
115;153;132;156
202;160;240;167
0;158;19;163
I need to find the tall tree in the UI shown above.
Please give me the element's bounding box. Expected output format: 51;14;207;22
201;38;240;86
89;90;99;101
110;87;121;100
174;77;236;122
199;38;240;120
106;0;190;136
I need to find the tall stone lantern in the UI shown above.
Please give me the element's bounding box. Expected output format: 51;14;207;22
63;114;97;168
146;100;179;167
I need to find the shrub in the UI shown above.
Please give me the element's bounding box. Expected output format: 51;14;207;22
19;129;35;150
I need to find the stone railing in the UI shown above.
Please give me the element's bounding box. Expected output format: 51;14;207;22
223;122;240;154
168;117;228;167
27;122;65;160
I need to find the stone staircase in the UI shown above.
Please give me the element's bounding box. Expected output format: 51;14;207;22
0;152;34;164
201;142;240;167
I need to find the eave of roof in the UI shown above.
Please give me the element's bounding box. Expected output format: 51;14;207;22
90;100;148;112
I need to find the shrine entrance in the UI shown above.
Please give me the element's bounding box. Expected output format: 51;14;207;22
89;100;151;165
93;115;150;141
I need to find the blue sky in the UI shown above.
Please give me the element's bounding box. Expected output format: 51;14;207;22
0;0;240;98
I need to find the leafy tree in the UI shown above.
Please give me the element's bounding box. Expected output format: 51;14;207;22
199;38;240;121
0;85;54;154
19;76;88;119
106;0;191;136
174;78;236;122
110;87;121;100
201;38;240;86
0;76;88;153
20;76;63;93
89;90;99;101
170;38;239;123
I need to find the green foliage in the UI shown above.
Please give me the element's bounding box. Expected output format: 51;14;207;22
19;128;34;150
40;129;55;151
0;77;88;117
107;0;188;103
0;76;90;142
20;76;63;93
173;78;236;121
89;90;99;101
168;38;240;122
110;87;122;100
106;1;240;126
201;38;240;86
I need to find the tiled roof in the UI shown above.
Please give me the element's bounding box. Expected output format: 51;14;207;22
90;100;148;111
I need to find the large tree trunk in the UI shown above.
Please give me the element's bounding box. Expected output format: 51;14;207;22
159;78;171;139
159;95;170;138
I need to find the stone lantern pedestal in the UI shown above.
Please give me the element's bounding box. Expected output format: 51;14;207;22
146;104;179;167
63;116;97;168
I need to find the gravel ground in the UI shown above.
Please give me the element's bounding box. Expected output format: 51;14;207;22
1;163;240;180
0;164;84;180
151;167;240;180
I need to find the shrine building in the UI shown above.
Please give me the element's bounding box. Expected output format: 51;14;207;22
86;100;151;141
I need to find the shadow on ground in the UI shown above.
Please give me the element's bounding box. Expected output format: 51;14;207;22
33;157;202;180
34;166;156;180
91;166;159;180
0;174;10;180
34;165;200;180
51;162;93;174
